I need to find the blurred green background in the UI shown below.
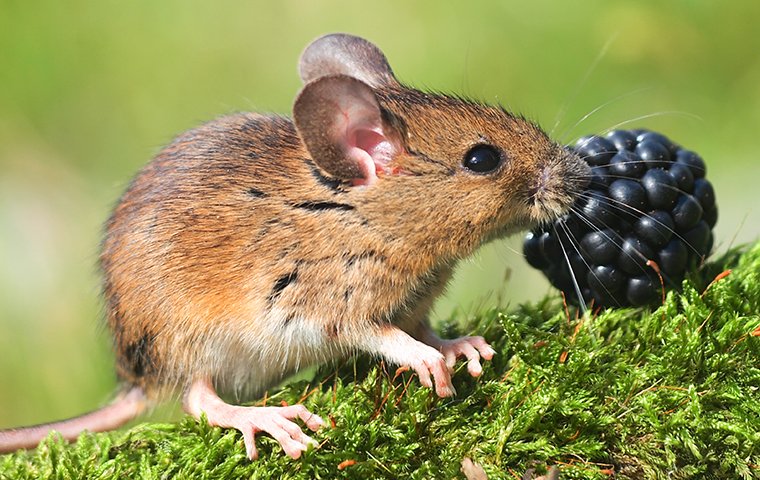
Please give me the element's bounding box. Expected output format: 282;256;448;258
1;0;759;430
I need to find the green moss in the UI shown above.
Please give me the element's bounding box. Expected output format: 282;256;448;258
2;244;760;479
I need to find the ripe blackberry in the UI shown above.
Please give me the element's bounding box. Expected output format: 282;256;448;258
523;129;717;308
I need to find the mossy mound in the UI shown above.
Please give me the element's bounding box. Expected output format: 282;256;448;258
2;244;759;479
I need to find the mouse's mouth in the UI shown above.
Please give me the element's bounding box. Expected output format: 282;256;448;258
528;194;572;226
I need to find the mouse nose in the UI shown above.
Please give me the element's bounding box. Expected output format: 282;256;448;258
528;165;553;205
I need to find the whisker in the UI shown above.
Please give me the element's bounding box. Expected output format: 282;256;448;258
553;223;587;315
575;149;619;162
601;111;703;134
558;87;654;144
503;242;526;258
568;204;655;279
575;191;703;259
558;219;623;309
550;33;619;137
590;172;694;197
575;191;645;217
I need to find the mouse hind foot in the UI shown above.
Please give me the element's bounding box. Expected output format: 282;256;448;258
183;378;324;460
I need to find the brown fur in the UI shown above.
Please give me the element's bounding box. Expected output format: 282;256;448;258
1;34;590;453
102;73;588;400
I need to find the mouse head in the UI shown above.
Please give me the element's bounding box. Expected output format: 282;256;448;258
294;34;590;257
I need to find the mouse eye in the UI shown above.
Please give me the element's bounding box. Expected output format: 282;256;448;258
463;145;502;174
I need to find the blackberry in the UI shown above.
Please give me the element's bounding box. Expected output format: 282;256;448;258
523;129;717;308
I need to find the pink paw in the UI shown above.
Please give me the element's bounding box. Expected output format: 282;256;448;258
407;344;457;397
437;336;495;377
226;404;324;460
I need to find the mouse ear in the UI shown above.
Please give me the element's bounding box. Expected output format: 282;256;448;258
299;33;398;88
293;74;401;186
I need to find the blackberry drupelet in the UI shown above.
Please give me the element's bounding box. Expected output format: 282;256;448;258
523;129;717;308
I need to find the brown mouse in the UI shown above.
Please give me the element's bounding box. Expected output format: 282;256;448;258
0;33;590;460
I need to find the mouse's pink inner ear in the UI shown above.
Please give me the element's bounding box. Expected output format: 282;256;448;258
294;75;400;186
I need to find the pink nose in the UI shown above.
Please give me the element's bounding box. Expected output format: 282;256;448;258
529;165;553;204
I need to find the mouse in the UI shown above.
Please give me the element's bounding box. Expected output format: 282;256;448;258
0;33;590;460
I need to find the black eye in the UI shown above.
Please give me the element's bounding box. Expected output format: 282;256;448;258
463;145;502;173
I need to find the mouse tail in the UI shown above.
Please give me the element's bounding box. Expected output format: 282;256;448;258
0;385;147;454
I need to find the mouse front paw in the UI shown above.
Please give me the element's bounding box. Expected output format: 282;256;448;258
434;336;496;378
408;346;456;397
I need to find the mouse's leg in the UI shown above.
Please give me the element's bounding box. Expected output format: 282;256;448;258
183;377;324;460
414;323;495;378
357;323;458;397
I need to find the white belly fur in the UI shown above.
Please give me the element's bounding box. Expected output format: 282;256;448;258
202;308;343;400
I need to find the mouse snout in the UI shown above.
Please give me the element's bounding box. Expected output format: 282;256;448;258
527;164;555;203
527;150;590;223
